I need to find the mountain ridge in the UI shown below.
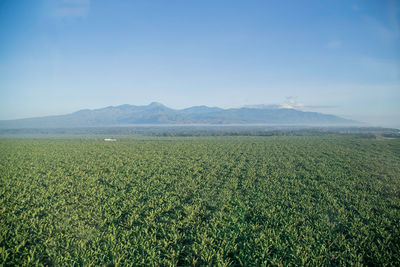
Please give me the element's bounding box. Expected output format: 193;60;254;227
0;103;358;129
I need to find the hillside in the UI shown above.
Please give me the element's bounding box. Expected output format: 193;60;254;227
0;102;356;128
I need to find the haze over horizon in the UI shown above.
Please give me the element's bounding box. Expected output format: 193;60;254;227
1;0;399;127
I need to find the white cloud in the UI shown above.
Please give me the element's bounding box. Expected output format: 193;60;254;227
279;96;305;109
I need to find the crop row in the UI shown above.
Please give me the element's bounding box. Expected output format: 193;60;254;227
1;136;399;265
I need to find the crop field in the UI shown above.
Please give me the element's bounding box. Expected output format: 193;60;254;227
1;136;400;266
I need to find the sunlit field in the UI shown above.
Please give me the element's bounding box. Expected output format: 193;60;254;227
1;136;399;265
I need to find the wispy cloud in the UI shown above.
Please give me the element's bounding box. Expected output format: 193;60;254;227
365;16;399;41
360;1;400;42
326;40;342;49
352;4;361;12
389;0;400;38
352;0;399;44
247;97;338;111
53;0;91;18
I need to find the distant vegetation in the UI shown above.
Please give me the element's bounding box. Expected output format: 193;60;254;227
0;125;397;137
1;136;400;265
382;132;400;139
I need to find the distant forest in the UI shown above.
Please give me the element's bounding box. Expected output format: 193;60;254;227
1;126;399;138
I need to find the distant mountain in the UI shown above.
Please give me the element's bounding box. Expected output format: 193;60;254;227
0;102;357;128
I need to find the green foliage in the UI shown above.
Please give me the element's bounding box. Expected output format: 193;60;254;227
1;136;400;265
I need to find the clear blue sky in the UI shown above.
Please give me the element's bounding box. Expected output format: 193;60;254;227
0;0;399;127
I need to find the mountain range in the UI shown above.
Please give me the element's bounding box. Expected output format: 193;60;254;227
0;102;357;128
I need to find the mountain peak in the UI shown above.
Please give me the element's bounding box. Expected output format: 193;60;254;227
0;102;358;128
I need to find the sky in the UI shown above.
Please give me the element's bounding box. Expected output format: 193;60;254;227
0;0;399;127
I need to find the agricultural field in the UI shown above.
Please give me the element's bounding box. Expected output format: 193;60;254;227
1;136;400;266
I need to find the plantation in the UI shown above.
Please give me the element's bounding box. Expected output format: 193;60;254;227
1;136;400;265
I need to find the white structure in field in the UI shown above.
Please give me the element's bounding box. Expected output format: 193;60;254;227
104;138;117;142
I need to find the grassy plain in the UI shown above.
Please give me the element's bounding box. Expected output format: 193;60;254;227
1;136;400;265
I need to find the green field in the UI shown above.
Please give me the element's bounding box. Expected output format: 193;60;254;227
1;136;400;266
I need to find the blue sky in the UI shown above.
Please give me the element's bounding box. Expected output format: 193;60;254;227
0;0;399;126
